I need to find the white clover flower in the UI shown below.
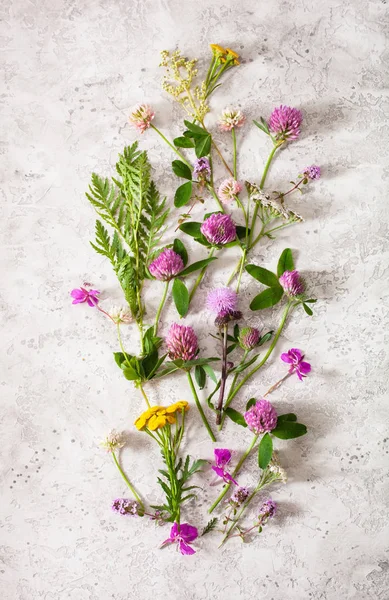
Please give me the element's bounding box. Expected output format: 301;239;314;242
108;306;133;324
100;429;126;453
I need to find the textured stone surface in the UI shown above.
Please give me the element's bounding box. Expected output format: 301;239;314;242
1;0;389;598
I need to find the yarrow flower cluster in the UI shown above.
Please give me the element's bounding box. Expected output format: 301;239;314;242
200;213;237;246
303;165;321;180
269;105;302;141
149;248;184;281
129;103;155;133
281;348;311;380
238;327;261;350
244;399;278;434
165;323;198;361
219;108;245;131
217;178;242;203
279;270;305;297
112;498;140;516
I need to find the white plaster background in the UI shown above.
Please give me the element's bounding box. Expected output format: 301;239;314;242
1;0;389;598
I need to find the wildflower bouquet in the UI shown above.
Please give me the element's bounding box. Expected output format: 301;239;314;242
71;43;321;554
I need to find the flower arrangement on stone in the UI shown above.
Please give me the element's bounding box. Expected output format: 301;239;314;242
70;43;321;554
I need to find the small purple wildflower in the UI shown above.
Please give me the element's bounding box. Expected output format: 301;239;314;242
238;327;261;350
211;448;238;485
111;498;139;516
149;248;184;281
207;288;238;316
303;165;321;180
193;157;211;180
281;348;311;381
244;399;278;434
269;105;302;141
257;499;277;525
165;323;198;361
161;522;198;555
200;213;237;246
279;270;305;297
230;486;250;507
70;287;100;307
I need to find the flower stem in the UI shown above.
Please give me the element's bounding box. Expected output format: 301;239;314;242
139;383;151;408
235;248;247;293
219;486;258;546
209;433;259;513
263;373;291;397
187;371;216;442
151;124;192;167
116;323;130;363
112;451;144;509
218;350;248;430
154;281;169;336
206;183;224;212
188;247;215;302
215;324;228;425
232;128;237;179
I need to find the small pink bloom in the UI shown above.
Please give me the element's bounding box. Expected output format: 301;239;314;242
281;348;311;381
161;522;198;555
149;249;184;281
165;324;198;361
217;178;243;203
207;288;238;316
70;287;100;307
211;449;238;485
303;165;321;180
129;103;155;133
244;399;278;434
219;108;245;132
269;105;302;141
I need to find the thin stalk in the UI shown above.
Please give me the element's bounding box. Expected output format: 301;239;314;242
112;451;144;508
209;433;258;513
206;183;224;212
263;373;291;396
116;323;130;364
154;281;169;336
188;247;215;302
187;371;216;442
219;350;249;430
150;124;192;167
232;128;237;179
219;487;258;546
215;325;228;425
236;248;247;293
139;383;151;408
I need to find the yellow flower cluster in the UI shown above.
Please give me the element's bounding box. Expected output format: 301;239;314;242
135;401;189;431
210;44;240;65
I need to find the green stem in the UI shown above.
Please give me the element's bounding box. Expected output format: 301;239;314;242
209;433;259;513
232;128;237;179
187;371;216;442
139;383;151;408
219;350;248;430
154;281;169;336
188;247;215;302
112;451;144;508
116;324;130;363
236;248;247;293
151;124;192;167
219;486;258;546
206;183;225;212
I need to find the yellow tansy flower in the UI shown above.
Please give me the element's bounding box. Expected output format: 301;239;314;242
134;401;189;431
210;44;227;56
226;48;240;65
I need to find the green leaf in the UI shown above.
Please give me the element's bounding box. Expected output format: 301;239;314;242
258;433;273;469
303;303;313;316
202;364;217;384
173;238;188;266
258;331;273;346
174;136;195;148
179;256;217;277
236;225;251;240
113;352;127;368
277;248;294;277
201;517;218;536
184;120;208;135
195;365;206;389
224;407;247;428
277;413;297;423
246;398;256;410
272;421;307;439
172;160;192;180
172;278;189;317
233;323;240;339
250;286;284;310
195;135;211;158
122;364;141;381
246;264;280;287
174;181;193;207
179;221;202;238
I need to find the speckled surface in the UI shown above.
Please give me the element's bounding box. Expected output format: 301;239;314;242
2;0;389;598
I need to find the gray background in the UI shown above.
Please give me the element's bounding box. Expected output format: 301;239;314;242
2;0;389;598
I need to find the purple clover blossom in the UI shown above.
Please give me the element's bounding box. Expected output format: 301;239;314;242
193;157;211;180
165;323;198;361
279;270;305;297
230;486;250;506
161;522;198;555
200;213;237;246
238;327;261;351
149;248;184;281
281;348;311;381
211;448;238;485
207;288;238;316
269;105;302;141
111;498;139;516
258;499;277;524
70;287;100;307
303;165;321;180
244;399;278;434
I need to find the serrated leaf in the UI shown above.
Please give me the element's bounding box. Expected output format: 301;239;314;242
224;407;247;427
172;278;189;317
277;248;294;277
172;160;192;180
246;264;280;287
250;287;284;310
173;238;188;266
174;181;193;208
258;433;273;469
179;256;217;276
272;421;307;439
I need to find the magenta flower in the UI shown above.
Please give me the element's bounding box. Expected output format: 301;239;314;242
129;103;155;133
269;105;302;141
111;498;139;516
303;165;321;180
238;327;261;351
281;348;311;381
244;399;278;434
165;323;198;361
70;287;100;307
207;288;238;316
279;270;305;297
149;249;184;281
200;213;236;246
219;108;245;132
211;449;238;485
193;157;211;180
218;178;243;203
161;522;198;555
